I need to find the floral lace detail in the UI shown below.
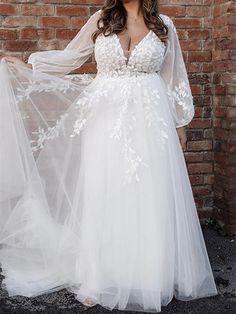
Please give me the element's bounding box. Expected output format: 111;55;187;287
109;81;148;185
30;87;104;150
64;73;95;86
15;80;76;105
123;135;148;184
30;113;68;152
94;30;166;78
142;87;169;145
166;81;194;127
14;78;79;152
69;88;108;138
142;89;161;127
172;81;192;110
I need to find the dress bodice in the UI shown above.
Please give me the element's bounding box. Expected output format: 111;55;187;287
26;11;194;129
94;29;167;78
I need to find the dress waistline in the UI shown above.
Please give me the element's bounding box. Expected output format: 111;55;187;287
95;71;160;79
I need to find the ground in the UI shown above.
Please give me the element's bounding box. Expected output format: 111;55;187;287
0;224;235;314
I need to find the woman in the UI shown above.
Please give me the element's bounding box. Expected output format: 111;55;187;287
0;0;218;312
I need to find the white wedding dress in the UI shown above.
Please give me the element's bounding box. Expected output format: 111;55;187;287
0;9;218;312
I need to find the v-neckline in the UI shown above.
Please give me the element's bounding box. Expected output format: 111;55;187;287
114;30;152;66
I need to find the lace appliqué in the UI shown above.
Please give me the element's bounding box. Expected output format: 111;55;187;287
64;73;94;86
95;29;166;78
167;81;194;127
142;88;169;145
14;79;77;152
69;89;107;138
123;135;148;184
15;80;76;104
173;81;191;109
143;89;161;127
109;81;148;185
30;113;68;152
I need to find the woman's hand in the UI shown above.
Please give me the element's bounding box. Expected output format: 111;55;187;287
1;56;32;69
176;126;187;151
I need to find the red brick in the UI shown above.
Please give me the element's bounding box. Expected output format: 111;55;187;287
181;40;201;51
56;29;78;40
3;40;37;51
37;29;55;40
187;140;213;151
188;29;211;40
71;0;103;4
192;186;212;197
227;107;236;118
188;51;212;62
189;174;204;185
189;119;212;129
3;16;36;27
186;6;210;17
173;18;201;28
71;17;88;29
188;163;213;174
21;4;54;16
161;5;186;16
203;151;214;161
204;174;214;185
38;16;70;28
0;4;17;15
45;0;71;3
19;28;55;41
56;6;89;16
185;152;203;162
37;39;59;50
20;28;38;39
0;29;17;40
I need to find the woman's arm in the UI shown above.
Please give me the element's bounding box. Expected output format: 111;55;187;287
159;15;195;150
160;15;195;128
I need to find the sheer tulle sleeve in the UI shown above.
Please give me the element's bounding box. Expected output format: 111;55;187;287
159;15;195;128
27;9;101;76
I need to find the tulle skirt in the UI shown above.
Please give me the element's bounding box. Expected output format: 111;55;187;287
0;60;218;312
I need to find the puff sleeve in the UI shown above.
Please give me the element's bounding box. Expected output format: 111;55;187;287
27;9;101;76
159;15;195;128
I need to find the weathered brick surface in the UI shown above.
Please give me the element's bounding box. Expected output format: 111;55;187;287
211;0;236;236
0;0;235;234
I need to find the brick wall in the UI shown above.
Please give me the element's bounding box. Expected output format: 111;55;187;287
0;0;235;234
0;0;103;73
163;1;215;221
212;0;236;236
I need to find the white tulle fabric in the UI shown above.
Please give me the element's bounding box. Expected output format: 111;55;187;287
0;9;217;312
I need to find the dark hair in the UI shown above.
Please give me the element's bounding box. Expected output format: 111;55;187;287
92;0;168;44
